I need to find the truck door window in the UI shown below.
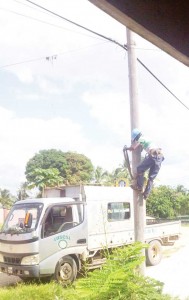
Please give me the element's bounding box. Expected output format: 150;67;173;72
108;202;130;221
42;204;83;238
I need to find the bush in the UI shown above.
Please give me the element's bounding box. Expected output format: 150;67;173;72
64;243;176;300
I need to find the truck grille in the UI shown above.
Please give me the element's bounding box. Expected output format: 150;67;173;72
4;256;21;265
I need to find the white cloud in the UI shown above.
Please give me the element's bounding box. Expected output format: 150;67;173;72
37;76;62;95
82;91;130;139
15;67;34;84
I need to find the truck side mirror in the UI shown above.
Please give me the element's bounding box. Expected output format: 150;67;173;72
24;212;33;228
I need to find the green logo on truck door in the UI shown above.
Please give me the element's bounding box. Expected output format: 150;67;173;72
54;234;70;249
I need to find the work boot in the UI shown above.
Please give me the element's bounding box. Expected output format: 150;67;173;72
142;179;153;199
130;184;142;192
142;192;148;199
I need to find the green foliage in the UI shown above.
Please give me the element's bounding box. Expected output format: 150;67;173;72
147;186;176;218
101;164;131;187
0;189;15;208
67;243;173;300
93;166;108;184
147;185;189;218
0;281;66;300
63;151;94;184
25;149;94;187
0;243;176;300
17;182;30;201
25;149;67;183
27;168;63;190
92;160;131;187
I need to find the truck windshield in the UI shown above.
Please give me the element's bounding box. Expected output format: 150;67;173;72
1;203;43;234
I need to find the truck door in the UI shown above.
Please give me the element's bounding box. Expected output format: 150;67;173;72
39;203;87;267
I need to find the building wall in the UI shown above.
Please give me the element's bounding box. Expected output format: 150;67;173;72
0;207;10;226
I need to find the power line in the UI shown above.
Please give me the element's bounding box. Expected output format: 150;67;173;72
24;0;189;111
0;42;108;69
12;0;55;16
24;0;126;51
9;1;163;52
0;6;104;41
137;59;189;111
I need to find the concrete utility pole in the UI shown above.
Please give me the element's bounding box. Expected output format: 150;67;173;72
126;28;146;275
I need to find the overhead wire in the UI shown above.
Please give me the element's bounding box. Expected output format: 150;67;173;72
2;0;189;111
0;41;109;69
0;6;104;41
24;0;127;51
23;0;189;111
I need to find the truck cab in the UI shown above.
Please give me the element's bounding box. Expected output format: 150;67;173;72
0;196;86;283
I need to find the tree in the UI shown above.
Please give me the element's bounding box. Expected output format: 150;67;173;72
102;168;119;186
174;185;189;216
176;184;188;195
115;160;131;186
63;152;94;184
25;149;67;183
0;189;15;208
102;160;131;186
146;185;189;218
27;168;63;196
25;149;94;187
147;185;180;218
17;182;30;201
93;166;108;184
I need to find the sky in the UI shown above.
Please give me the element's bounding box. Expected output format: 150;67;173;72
0;0;189;195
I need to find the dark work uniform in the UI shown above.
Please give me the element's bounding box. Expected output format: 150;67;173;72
135;136;164;198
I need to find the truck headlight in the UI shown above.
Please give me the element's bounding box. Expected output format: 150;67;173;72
0;253;4;263
21;254;39;265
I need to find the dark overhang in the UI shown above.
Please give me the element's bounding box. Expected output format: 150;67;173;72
89;0;189;66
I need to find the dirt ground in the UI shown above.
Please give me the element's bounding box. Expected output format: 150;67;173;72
0;226;189;299
146;225;189;300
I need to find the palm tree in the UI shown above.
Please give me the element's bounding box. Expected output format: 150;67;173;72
102;162;131;187
93;166;108;184
17;182;29;201
0;189;15;208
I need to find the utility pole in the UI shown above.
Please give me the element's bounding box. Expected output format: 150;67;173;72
126;28;146;275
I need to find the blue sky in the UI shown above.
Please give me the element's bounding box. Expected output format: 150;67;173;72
0;0;189;195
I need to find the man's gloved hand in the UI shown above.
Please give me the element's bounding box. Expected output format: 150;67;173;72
123;145;128;151
123;145;133;151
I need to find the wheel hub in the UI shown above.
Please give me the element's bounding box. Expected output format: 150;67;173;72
59;263;72;280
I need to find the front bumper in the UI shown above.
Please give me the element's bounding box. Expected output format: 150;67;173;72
0;262;40;278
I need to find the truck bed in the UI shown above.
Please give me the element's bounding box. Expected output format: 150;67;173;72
145;220;181;245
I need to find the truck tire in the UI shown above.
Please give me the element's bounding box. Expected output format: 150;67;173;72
145;240;162;266
54;255;77;285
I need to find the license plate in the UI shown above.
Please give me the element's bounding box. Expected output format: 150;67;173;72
7;267;13;274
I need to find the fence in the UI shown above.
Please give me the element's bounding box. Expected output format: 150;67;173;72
146;216;189;225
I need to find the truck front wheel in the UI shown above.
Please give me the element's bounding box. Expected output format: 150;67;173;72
54;255;77;285
145;240;162;266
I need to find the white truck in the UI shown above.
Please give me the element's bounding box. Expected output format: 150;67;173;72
0;185;181;284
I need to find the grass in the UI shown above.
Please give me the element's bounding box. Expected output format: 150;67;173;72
0;281;66;300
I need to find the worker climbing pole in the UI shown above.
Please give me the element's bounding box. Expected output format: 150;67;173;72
124;128;164;199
